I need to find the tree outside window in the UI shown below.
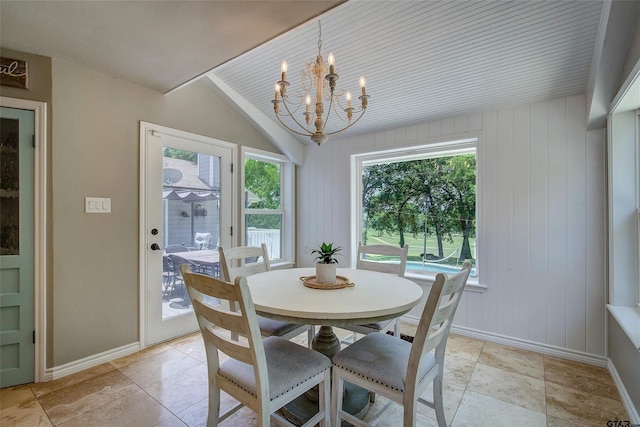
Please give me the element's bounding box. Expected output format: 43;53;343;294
359;148;477;276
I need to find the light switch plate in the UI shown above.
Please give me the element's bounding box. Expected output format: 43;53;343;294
85;197;111;213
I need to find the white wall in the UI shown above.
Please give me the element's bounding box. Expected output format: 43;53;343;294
297;94;607;358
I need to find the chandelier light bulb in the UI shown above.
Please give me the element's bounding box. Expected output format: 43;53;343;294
345;91;352;108
328;52;335;74
305;94;311;112
274;83;281;100
281;60;288;81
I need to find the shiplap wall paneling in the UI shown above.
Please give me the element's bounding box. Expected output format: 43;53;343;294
480;110;499;334
566;95;588;352
586;129;606;356
496;107;516;338
512;104;532;338
529;101;550;345
547;98;569;348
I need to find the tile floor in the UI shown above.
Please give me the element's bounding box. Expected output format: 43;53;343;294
0;324;629;426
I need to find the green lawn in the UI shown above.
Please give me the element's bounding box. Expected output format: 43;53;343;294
362;231;476;267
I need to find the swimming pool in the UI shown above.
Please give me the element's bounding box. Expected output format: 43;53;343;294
405;261;477;276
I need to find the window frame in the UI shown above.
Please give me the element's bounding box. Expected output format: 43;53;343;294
350;137;483;289
241;147;295;266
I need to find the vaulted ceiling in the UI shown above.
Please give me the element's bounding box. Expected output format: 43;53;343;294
2;0;633;151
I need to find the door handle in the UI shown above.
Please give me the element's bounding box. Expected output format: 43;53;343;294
150;243;161;251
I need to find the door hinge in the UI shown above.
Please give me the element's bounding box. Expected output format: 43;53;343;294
230;226;233;236
230;163;234;173
32;134;35;148
33;330;36;344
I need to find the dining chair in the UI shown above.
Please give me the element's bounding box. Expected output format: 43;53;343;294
218;244;315;345
180;265;332;427
331;261;472;427
165;244;190;253
340;243;409;344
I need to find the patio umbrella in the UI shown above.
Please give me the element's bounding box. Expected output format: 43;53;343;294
163;189;219;203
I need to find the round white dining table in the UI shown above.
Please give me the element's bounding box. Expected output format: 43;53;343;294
246;267;423;426
246;267;423;327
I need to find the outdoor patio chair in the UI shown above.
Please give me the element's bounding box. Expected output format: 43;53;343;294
219;244;315;346
167;254;204;307
340;243;409;344
180;265;331;427
194;232;214;249
332;262;472;427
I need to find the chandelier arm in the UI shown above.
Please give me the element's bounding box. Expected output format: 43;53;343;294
324;108;367;137
275;112;313;137
281;96;314;134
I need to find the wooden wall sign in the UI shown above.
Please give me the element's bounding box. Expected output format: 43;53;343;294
0;57;29;89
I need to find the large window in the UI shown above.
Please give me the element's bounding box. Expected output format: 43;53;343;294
242;148;294;264
354;139;477;277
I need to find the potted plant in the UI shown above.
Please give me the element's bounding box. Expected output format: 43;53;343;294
311;242;342;284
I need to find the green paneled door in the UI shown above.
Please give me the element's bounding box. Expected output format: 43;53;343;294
0;107;35;387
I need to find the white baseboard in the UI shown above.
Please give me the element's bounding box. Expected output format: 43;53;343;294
608;358;640;423
401;316;607;367
43;342;140;382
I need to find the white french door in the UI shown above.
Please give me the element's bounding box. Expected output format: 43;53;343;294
140;122;235;346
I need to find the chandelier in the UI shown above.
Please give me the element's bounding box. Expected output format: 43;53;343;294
272;21;369;146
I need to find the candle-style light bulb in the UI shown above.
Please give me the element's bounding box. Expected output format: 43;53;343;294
305;94;311;113
359;76;366;96
274;83;281;100
328;52;335;74
281;60;288;81
345;90;352;109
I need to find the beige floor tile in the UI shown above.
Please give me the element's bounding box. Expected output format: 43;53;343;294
545;381;628;427
546;415;584;427
443;355;476;388
169;334;208;363
177;392;250;426
37;369;140;425
143;363;209;414
30;363;116;398
0;384;52;427
452;390;547;427
467;363;546;413
445;335;485;362
364;397;438;426
56;388;176;427
119;347;202;388
544;355;620;399
420;383;465;424
478;342;545;379
110;342;173;369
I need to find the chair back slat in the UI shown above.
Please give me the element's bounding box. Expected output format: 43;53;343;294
219;244;270;282
356;243;409;277
410;261;472;364
181;265;266;373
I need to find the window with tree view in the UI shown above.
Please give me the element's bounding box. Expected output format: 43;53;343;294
244;157;283;260
358;144;477;277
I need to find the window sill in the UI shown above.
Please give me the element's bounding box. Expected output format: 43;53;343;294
405;271;487;293
270;261;295;270
607;304;640;350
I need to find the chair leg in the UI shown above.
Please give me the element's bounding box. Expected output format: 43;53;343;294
433;372;447;427
403;398;417;427
331;370;345;426
307;325;315;348
207;380;220;427
318;370;330;427
394;319;400;339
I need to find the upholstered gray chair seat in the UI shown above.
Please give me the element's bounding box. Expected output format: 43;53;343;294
257;316;306;338
340;321;389;335
332;333;435;393
220;336;331;400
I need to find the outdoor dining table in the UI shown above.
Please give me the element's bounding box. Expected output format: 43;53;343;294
170;249;220;276
246;267;423;425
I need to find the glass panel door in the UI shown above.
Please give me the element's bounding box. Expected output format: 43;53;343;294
143;125;233;345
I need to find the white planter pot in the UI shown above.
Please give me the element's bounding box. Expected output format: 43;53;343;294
316;263;337;284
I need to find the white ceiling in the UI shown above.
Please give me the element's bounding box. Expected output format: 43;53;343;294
211;0;605;142
1;1;607;145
